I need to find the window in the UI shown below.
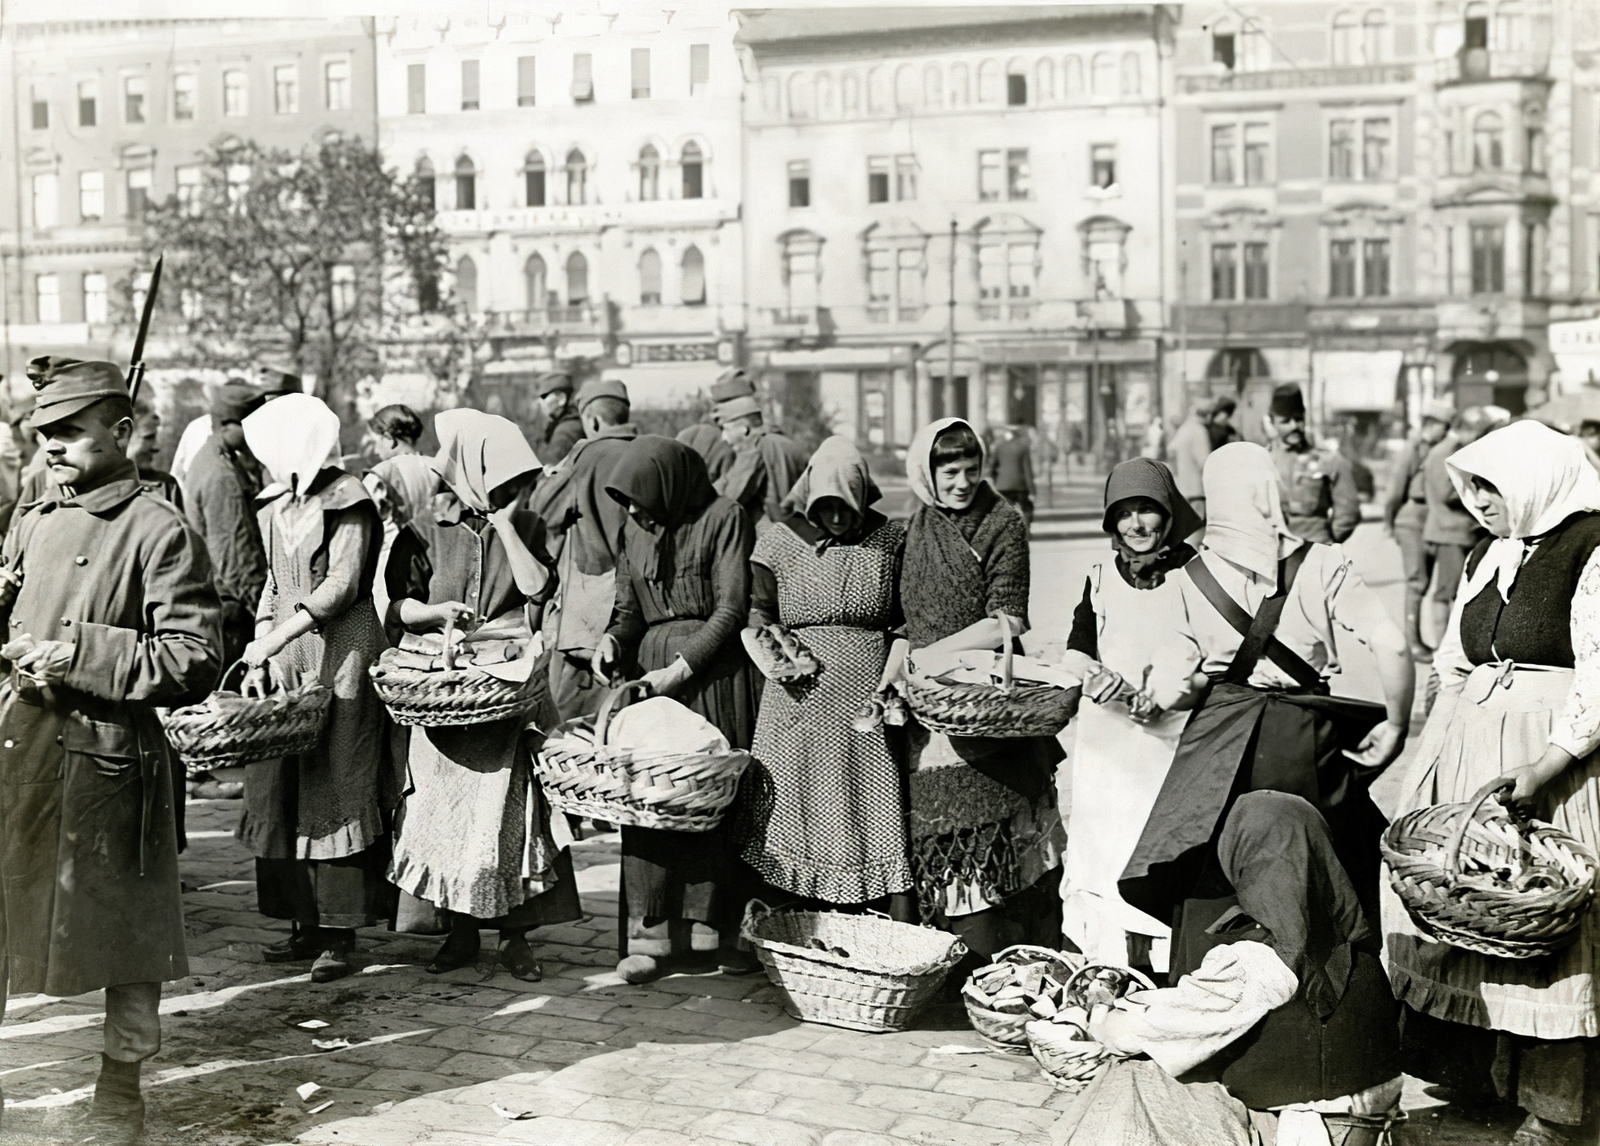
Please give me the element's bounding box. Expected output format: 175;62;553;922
1211;243;1237;300
1362;10;1388;62
176;165;201;215
1006;71;1027;106
330;263;356;316
83;272;108;324
455;256;477;313
124;76;145;123
1121;52;1142;96
524;152;545;206
414;157;435;210
223;69;247;117
566;251;589;305
631;49;650;99
78;171;104;220
867;247;892;312
1091;53;1115;96
978;60;1002;104
1329;119;1355;178
682;142;704;199
868;157;890;203
1090;143;1117;188
126;166;152;218
1526;127;1546;174
572;53;593;103
1465;3;1489;48
325;58;350;110
406;63;424;115
78;79;98;126
636;145;660;200
566;149;587;205
898;247;925;315
1473;112;1504;171
782;232;822;316
979;150;1003;200
460;60;479;110
517;56;536;106
172;72;196;121
1471;223;1504;293
690;44;710;96
454;156;476;210
788;160;810;208
31;173;58;228
1495;1;1525;50
276;64;300;114
525;254;547;310
1332;11;1358;64
896;155;917;202
1243;242;1270;298
1243;123;1271;184
36;274;60;324
1362;119;1390;179
31;88;48;130
1329;239;1357;296
976;233;1038;318
1007;149;1031;199
1211;125;1237;183
1239;22;1270;71
1363;238;1390;296
1213;30;1236;69
639;249;662;305
681;246;706;305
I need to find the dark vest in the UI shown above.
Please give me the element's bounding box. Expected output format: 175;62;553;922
1460;512;1600;668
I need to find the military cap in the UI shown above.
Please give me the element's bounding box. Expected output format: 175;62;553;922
25;355;85;386
537;371;575;397
211;379;263;423
713;395;761;423
575;376;629;410
709;369;755;404
1269;384;1306;420
29;359;130;429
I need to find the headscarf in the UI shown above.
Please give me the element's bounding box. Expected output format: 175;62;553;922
782;435;881;548
242;392;342;499
1217;791;1371;1020
368;452;440;527
907;417;986;509
1201;442;1300;587
1447;419;1600;602
431;408;541;515
1101;457;1201;589
605;435;717;582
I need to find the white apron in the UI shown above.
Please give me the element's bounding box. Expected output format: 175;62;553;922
1063;561;1192;962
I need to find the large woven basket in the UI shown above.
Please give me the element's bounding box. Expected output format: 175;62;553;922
963;945;1082;1053
534;682;751;832
904;615;1079;738
1025;1022;1112;1092
161;662;330;771
741;903;967;1033
370;616;541;728
1382;778;1599;959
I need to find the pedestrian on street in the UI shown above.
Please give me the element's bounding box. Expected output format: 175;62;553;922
386;410;580;982
712;394;812;534
363;405;438;625
534;372;585;468
1207;395;1241;449
987;424;1036;529
1384;399;1454;660
1416;406;1508;659
237;393;394;984
183;379;268;666
1167;398;1214;521
0;359;222;1143
1265;384;1360;544
593;436;759;983
530;377;640;720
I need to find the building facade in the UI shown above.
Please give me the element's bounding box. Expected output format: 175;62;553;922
0;17;378;383
374;6;744;409
737;6;1175;463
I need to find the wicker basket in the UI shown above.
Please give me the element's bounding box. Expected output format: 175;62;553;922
963;945;1083;1053
904;615;1079;738
1025;1021;1112;1092
534;682;751;832
1381;778;1599;960
370;615;541;728
1061;962;1158;1007
741;902;967;1033
161;662;330;771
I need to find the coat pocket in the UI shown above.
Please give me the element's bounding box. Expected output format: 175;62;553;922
62;714;141;777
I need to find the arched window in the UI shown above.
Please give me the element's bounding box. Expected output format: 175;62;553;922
977;59;1001;104
565;149;587;205
413;157;435;211
638;144;660;201
816;72;837;119
681;142;704;199
681;246;706;306
455;255;477;313
454;155;476;210
1035;58;1056;103
1064;55;1084;98
565;251;588;306
1332;11;1358;64
923;63;943;109
894;64;919;111
525;253;547;311
1362;9;1388;62
948;63;969;108
1120;51;1141;96
841;71;860;115
523;151;545;207
867;65;888;114
1090;53;1115;97
787;71;814;120
1473;111;1504;170
638;248;662;305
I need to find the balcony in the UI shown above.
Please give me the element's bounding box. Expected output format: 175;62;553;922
865;304;929;324
1438;48;1549;85
487;304;604;337
1077;299;1136;332
1177;62;1412;95
437;198;737;237
752;307;825;342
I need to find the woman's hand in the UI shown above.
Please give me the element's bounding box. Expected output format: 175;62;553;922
879;638;911;691
592;635;621;686
242;635;279;669
1502;746;1576;807
1348;720;1408;769
423;601;475;630
641;656;693;698
1082;666;1129;706
242;665;271;698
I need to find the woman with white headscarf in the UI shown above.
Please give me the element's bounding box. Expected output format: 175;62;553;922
1376;419;1600;1145
237;393;393;983
385;410;578;983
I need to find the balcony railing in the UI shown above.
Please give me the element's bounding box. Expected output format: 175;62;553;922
865;304;929;324
1177;62;1413;94
487;304;602;334
1438;47;1549;84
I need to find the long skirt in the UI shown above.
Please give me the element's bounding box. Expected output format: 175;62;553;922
1376;662;1600;1040
737;623;911;905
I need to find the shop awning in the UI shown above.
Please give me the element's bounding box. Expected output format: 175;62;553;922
1314;350;1402;412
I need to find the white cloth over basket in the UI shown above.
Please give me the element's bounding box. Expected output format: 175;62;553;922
605;696;729;756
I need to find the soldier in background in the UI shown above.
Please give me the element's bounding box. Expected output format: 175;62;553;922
1265;384;1360;544
1384;399;1453;660
534;372;585;467
677;367;754;483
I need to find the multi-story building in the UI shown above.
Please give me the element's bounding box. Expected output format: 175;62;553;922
0;17;377;382
374;6;744;409
737;6;1175;462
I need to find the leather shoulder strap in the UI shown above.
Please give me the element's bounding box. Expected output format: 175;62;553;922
1185;546;1323;689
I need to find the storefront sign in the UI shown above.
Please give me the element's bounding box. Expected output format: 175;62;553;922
634;342;720;363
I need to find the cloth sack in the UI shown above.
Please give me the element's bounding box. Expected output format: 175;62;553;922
1051;1058;1252;1146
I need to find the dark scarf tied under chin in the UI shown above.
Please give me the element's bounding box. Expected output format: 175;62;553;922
605;435;717;584
1102;458;1203;590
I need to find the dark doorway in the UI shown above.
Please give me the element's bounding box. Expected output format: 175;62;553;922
931;376;969;422
1451;343;1528;415
1005;365;1038;426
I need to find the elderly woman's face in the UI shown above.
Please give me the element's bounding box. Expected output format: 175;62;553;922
1468;475;1510;537
934;458;980;510
1114;498;1167;554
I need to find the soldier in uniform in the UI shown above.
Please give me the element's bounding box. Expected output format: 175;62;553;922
0;360;222;1142
1265;384;1360;544
535;372;585;467
677;368;752;483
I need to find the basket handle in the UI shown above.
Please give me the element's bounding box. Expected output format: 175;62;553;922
1444;778;1517;885
219;659;250;693
441;611;457;672
594;680;652;747
1063;962;1159;1002
995;612;1014;696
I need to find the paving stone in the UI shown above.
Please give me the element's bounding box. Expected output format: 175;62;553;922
856;1085;976;1121
620;1130;704;1146
806;1033;934;1067
357;1067;461;1094
436;1051;528;1081
962;1099;1058;1133
930;1072;1056;1108
493;1115;634;1145
823;1058;942;1090
704;1043;839;1077
768;1096;899;1133
649;1075;782;1115
335;1043;455;1072
745;1071;861;1105
890;1113;1043;1145
428;1028;541;1058
566;1094;704;1131
817;1134;904;1146
688;1110;825;1146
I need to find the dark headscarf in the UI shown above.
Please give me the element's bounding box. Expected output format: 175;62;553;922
1101;458;1202;589
605;435;718;583
1217;791;1371;1020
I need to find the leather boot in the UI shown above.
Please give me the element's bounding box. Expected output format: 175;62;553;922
89;1055;144;1144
